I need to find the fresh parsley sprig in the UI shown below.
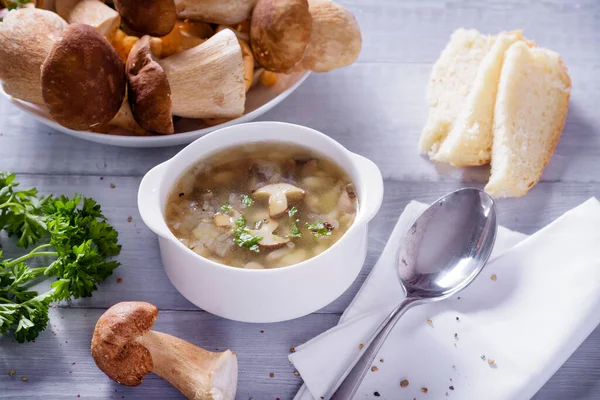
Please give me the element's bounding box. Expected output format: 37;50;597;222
0;173;120;342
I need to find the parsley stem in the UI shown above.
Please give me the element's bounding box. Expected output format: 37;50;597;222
1;244;57;271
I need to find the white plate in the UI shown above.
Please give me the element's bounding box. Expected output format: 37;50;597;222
0;70;310;148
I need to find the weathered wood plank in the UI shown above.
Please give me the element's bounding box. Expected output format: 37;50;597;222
2;62;599;183
1;174;597;316
0;308;338;400
1;307;600;400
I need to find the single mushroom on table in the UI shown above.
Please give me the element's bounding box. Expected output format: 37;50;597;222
253;183;305;218
55;0;121;38
301;0;362;72
92;301;238;400
174;0;256;25
250;0;312;73
126;29;245;134
113;0;176;36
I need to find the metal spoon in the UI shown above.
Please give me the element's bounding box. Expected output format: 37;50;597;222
329;188;497;399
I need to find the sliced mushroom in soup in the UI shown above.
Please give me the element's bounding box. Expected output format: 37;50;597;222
165;143;359;269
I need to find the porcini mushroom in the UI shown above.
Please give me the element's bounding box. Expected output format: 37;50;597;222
41;24;126;130
113;0;176;37
250;219;289;248
253;183;305;218
92;302;238;399
301;0;362;72
55;0;121;38
250;0;312;73
126;29;245;134
174;0;256;25
0;8;67;104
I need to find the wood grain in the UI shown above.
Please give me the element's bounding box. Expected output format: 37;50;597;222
0;0;599;399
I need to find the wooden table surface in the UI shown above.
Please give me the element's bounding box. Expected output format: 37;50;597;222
1;0;599;399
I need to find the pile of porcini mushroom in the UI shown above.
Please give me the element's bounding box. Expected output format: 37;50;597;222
0;0;362;135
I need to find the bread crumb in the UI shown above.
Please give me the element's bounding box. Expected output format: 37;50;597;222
421;387;428;393
380;359;384;363
488;359;496;366
359;343;364;349
8;369;15;376
371;366;379;372
21;376;28;382
116;277;123;284
400;379;409;388
127;216;132;223
269;372;274;378
293;371;299;376
110;183;116;189
427;319;433;325
491;274;497;281
289;347;296;353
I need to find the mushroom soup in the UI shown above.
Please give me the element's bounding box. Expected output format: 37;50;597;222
166;142;358;269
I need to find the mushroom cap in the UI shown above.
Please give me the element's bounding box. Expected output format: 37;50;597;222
114;0;177;37
250;219;289;248
250;0;312;72
126;35;174;134
91;301;158;386
41;24;125;131
302;0;362;72
0;8;67;105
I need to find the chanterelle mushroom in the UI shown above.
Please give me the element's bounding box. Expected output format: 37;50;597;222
126;29;245;134
113;0;176;37
253;183;305;218
250;219;289;248
0;8;67;104
92;301;238;400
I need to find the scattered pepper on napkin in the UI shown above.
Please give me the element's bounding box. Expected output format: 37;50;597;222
291;198;600;400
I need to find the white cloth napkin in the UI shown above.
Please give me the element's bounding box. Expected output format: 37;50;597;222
290;198;600;400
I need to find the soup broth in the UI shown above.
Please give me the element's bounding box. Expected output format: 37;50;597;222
165;142;358;269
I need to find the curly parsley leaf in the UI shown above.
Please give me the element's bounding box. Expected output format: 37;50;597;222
220;203;233;213
289;219;302;238
288;207;298;217
0;173;121;342
306;221;334;239
233;226;262;253
241;194;254;207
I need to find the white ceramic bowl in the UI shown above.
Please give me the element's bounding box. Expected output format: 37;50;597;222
138;122;384;322
0;70;309;148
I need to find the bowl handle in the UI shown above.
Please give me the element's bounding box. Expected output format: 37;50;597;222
352;153;384;225
138;162;171;238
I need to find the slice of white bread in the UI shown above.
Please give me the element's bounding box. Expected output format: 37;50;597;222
419;29;494;156
432;31;524;166
484;41;571;198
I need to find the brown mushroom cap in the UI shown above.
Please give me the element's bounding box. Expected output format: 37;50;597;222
91;302;158;386
114;0;177;37
126;35;174;134
302;0;362;72
41;24;125;131
250;0;312;73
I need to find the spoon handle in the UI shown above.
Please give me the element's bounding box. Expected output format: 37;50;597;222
329;297;419;400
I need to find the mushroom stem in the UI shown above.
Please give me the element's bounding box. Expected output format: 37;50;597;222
138;330;238;400
55;0;121;38
174;0;256;25
160;29;245;119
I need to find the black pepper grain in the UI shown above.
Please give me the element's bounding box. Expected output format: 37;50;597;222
374;392;380;397
449;386;455;390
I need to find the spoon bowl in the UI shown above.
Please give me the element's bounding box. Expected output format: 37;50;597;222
398;188;497;300
330;188;497;399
